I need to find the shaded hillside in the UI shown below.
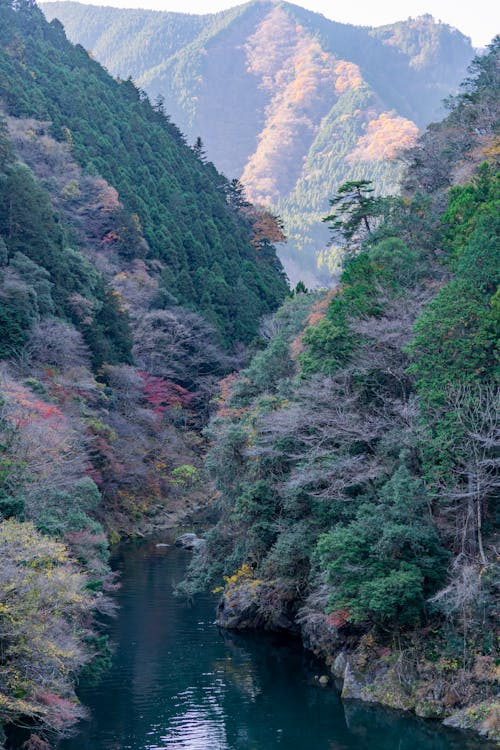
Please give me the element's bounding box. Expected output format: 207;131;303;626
42;0;475;284
0;0;287;344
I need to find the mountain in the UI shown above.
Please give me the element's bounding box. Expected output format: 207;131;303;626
0;0;288;345
183;38;500;741
41;0;475;284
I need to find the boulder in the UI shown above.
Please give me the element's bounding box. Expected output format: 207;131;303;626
174;533;206;550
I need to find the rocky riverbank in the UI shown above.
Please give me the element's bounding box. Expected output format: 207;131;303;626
215;577;500;745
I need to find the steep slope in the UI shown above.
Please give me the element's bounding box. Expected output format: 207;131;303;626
0;114;219;743
0;0;287;344
0;2;288;741
183;40;500;742
42;0;475;284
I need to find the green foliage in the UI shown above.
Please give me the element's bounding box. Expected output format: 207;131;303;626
368;237;427;287
42;2;474;284
0;148;133;365
169;464;200;488
233;334;295;403
300;305;354;376
193;141;499;646
323;180;385;248
407;186;500;408
0;1;287;344
403;38;500;195
317;466;448;625
442;164;500;259
299;250;394;375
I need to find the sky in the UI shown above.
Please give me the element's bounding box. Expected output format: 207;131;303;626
46;0;499;47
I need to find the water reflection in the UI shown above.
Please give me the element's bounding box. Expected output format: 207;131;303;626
57;540;495;750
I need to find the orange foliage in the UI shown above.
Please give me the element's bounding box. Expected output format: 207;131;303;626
1;379;65;429
347;111;419;163
90;177;120;213
213;372;247;420
333;61;363;93
243;206;286;246
242;7;341;204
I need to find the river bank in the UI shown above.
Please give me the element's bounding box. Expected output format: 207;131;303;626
215;576;500;745
54;537;496;750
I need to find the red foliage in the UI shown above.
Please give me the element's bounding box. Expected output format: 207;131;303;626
1;381;65;428
326;608;350;629
101;230;120;245
139;372;192;414
85;464;104;486
22;736;51;750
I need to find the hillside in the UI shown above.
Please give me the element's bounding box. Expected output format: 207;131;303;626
0;0;287;344
0;1;289;743
41;0;475;284
181;38;500;741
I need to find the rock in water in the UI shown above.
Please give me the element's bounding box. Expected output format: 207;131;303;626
174;533;205;550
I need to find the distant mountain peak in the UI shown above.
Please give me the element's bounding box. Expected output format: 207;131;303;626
41;0;474;285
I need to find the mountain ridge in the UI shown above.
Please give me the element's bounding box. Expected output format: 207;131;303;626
42;0;475;284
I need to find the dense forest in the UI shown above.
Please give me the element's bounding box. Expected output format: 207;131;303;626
0;1;287;746
41;0;475;285
0;0;498;747
0;0;288;343
180;39;500;742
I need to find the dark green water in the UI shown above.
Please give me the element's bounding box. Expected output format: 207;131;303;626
58;539;494;750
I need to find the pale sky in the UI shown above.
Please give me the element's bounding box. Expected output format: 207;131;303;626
46;0;499;47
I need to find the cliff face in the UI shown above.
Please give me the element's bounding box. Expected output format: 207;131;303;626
42;1;475;284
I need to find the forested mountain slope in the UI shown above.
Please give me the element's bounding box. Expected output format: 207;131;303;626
182;39;500;741
42;0;475;284
0;0;288;344
0;1;287;744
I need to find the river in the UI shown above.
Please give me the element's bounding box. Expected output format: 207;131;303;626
58;537;495;750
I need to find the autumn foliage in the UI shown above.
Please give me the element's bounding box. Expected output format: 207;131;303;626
140;371;193;414
347;112;419;163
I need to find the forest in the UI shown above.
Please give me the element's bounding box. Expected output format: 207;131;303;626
41;0;475;285
0;0;498;747
0;1;288;745
181;38;500;742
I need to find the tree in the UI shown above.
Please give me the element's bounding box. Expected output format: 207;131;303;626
132;307;230;400
28;319;90;369
317;466;448;627
225;178;250;210
438;384;499;565
323;180;384;249
192;136;206;162
0;519;102;735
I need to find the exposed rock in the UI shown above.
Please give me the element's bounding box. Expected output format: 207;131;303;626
341;661;367;701
332;651;348;679
174;533;206;550
443;699;500;744
216;579;297;632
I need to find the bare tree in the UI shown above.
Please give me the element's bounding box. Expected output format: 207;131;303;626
439;384;499;565
27;318;90;369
